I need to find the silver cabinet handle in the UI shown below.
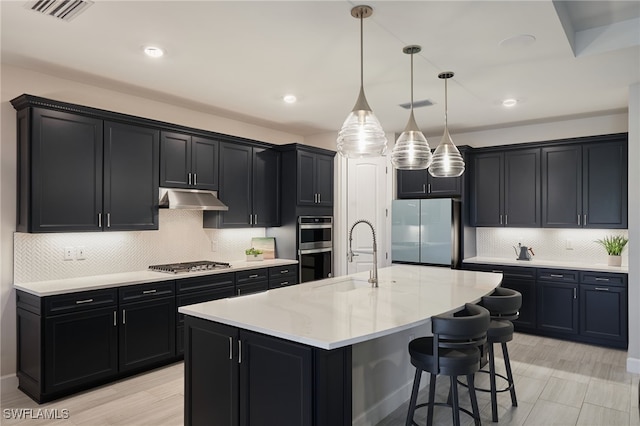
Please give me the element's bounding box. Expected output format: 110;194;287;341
595;287;610;291
188;172;192;185
122;309;126;324
142;289;157;294
249;214;253;225
228;336;233;360
237;288;241;296
595;277;610;282
573;288;577;299
98;213;102;228
254;214;258;224
249;274;259;278
194;173;197;186
422;184;426;194
550;274;564;278
499;215;503;225
583;214;587;225
113;311;117;326
577;214;581;225
281;281;289;286
238;340;242;364
75;299;94;304
281;270;289;274
107;213;111;228
505;215;508;225
318;193;321;203
427;183;431;194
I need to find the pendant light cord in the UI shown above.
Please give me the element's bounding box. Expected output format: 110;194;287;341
410;51;414;113
444;77;448;127
360;11;364;89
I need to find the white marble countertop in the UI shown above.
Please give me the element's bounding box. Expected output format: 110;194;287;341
14;258;299;297
179;264;502;350
463;256;628;273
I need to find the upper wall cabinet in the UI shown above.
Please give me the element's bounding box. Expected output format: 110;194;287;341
470;148;540;227
396;169;461;199
204;142;280;228
542;136;627;228
160;131;218;190
13;98;159;233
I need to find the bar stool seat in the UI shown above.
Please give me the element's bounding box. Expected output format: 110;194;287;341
406;303;490;426
487;319;514;341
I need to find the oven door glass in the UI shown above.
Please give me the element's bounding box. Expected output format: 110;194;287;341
299;248;332;283
299;225;332;250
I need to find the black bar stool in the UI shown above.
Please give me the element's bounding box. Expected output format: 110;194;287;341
465;287;522;422
406;303;490;426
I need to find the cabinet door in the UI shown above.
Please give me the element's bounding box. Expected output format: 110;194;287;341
253;148;280;226
470;152;503;226
427;174;461;197
315;153;334;206
501;275;536;330
104;121;159;231
119;297;176;372
580;284;627;344
160;131;191;188
219;143;252;227
541;145;582;228
184;317;239;426
31;108;103;232
239;330;313;426
297;150;317;205
44;307;118;394
192;136;219;190
582;141;627;228
504;148;540;227
397;170;428;198
537;281;579;335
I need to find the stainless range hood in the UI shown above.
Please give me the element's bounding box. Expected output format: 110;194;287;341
159;188;228;211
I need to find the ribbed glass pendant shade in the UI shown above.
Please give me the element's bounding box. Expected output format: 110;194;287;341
429;71;465;177
429;126;465;177
392;45;431;170
337;88;388;158
337;5;387;158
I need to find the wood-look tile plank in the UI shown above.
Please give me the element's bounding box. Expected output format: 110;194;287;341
584;378;631;413
539;377;587;408
576;402;631;426
522;400;580;426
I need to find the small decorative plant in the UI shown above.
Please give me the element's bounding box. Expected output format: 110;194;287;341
245;248;263;260
595;235;628;256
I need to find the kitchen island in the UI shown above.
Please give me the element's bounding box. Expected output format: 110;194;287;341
179;264;501;426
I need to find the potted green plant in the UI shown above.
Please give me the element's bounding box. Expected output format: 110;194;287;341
595;235;628;266
245;247;264;261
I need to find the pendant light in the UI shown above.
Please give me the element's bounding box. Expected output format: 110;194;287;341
336;5;387;158
429;71;465;177
391;45;432;170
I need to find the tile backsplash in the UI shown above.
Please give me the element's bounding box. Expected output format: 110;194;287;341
14;210;266;283
475;227;629;266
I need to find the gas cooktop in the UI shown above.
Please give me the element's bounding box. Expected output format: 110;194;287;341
149;260;231;274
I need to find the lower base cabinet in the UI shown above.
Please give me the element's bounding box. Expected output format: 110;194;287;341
537;280;579;335
184;316;352;426
580;283;627;345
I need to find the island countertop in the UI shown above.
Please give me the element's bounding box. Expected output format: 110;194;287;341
178;264;502;350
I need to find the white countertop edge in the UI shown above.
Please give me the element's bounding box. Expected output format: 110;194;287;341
464;257;628;274
14;258;299;297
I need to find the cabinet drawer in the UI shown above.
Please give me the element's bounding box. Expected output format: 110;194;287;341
537;269;578;283
119;281;175;303
44;288;117;316
236;281;268;297
268;265;298;279
580;272;627;287
269;276;297;289
236;268;269;284
176;272;235;293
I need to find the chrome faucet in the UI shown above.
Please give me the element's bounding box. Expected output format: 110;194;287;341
347;219;378;287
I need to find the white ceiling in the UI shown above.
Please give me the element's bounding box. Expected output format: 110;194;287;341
2;1;639;138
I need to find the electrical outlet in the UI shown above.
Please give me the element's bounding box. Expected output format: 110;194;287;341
565;239;573;250
211;241;218;252
76;246;86;260
64;246;74;261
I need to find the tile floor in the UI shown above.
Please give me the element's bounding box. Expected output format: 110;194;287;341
1;333;639;425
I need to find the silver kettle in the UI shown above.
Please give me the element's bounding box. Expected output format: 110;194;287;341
513;243;534;261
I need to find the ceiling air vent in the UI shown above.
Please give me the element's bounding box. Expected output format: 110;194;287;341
25;0;94;22
399;99;434;110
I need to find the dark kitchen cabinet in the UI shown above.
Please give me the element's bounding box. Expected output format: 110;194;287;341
16;288;119;403
396;169;461;199
235;268;269;296
579;272;627;346
536;269;579;335
13;102;159;233
118;282;176;372
160;131;219;190
541;137;627;228
297;149;334;207
205;143;280;228
268;265;299;289
184;316;351;426
470;148;540;227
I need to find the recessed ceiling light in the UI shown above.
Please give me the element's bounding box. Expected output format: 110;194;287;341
498;34;536;48
502;99;518;107
283;94;297;104
144;46;164;58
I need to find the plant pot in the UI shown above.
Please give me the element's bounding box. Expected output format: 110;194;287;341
607;255;622;267
246;254;263;261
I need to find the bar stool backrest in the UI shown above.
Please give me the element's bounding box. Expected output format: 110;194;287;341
481;287;522;321
431;303;490;372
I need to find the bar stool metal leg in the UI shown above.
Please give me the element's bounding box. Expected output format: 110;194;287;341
427;373;437;426
450;376;460;426
406;368;422;426
488;344;498;422
502;342;518;407
467;374;481;426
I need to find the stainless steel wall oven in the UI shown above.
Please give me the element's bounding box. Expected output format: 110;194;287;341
298;216;333;283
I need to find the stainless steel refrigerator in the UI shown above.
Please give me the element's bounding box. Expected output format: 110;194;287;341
392;199;457;266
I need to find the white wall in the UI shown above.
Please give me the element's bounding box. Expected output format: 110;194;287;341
627;83;639;373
